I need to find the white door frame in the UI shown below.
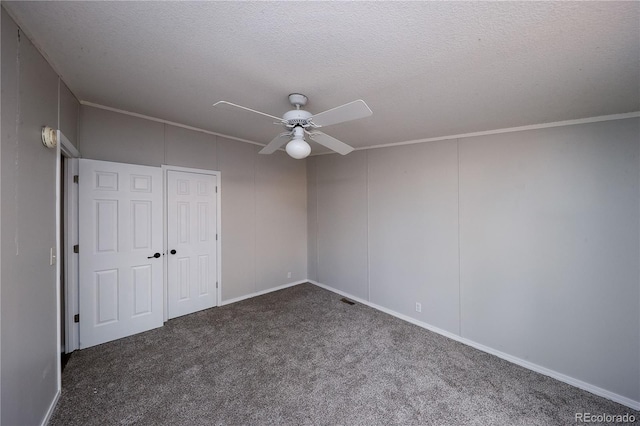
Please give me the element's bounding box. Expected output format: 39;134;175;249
56;131;80;359
63;157;80;354
161;165;221;322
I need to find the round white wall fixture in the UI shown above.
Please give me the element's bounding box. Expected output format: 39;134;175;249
41;126;58;149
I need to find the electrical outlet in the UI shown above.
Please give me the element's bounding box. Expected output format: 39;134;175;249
415;302;422;313
287;272;292;279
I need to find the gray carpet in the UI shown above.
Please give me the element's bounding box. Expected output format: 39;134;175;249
50;283;637;425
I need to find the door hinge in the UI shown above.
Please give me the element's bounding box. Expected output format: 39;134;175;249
73;175;79;183
216;234;218;241
216;281;218;289
73;244;79;253
215;186;218;193
74;314;79;323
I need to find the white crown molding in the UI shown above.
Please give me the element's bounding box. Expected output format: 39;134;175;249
80;101;266;148
80;101;639;157
312;111;640;156
359;111;640;150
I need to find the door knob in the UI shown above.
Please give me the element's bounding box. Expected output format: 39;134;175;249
170;249;177;255
147;252;161;259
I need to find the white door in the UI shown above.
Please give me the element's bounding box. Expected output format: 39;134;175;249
167;170;218;319
79;159;164;349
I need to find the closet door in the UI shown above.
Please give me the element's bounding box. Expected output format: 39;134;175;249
167;170;218;319
78;159;164;348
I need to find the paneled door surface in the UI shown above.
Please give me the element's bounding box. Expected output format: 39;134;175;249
167;170;218;319
78;159;164;349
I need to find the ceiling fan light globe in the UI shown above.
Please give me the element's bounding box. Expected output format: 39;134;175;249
285;139;311;159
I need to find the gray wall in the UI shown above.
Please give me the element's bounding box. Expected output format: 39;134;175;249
368;141;460;334
307;157;318;282
79;105;308;302
1;8;80;424
308;118;640;403
316;151;369;300
458;120;639;402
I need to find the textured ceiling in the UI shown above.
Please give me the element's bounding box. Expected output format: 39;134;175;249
4;1;639;152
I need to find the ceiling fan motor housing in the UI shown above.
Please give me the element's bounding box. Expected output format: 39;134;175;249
283;109;313;128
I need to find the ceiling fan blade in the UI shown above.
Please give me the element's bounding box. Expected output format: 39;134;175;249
259;132;290;154
213;101;284;123
310;100;372;127
309;132;354;155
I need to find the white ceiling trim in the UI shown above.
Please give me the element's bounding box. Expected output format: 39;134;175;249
81;101;639;156
314;111;640;156
80;101;266;147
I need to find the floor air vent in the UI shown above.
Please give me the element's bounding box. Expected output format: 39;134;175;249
340;298;355;305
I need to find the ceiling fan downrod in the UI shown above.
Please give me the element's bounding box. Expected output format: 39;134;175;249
288;93;308;109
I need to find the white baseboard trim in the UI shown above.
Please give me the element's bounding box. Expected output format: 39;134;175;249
308;280;640;411
219;280;307;306
41;389;61;426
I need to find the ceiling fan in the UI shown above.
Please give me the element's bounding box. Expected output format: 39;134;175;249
213;94;372;159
